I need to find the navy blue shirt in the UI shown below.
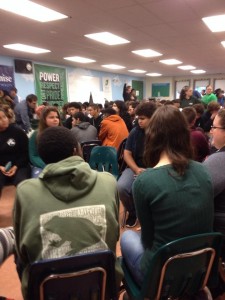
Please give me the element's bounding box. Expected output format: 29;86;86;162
125;126;145;168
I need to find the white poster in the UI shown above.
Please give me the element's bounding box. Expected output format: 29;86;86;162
102;77;112;101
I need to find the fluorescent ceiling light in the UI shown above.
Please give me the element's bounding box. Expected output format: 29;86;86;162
160;59;182;65
221;41;225;48
102;64;125;70
3;43;50;54
0;0;68;22
64;56;96;63
128;69;146;73
178;65;196;70
132;49;162;57
85;32;130;45
190;70;206;74
146;73;162;77
202;15;225;32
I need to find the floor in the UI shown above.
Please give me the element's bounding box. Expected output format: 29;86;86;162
0;185;224;300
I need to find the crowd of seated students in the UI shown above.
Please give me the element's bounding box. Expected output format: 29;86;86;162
1;85;225;298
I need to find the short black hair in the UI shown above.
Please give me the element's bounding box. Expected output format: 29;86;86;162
74;111;86;122
38;127;78;164
67;102;81;110
135;102;156;118
102;108;117;116
26;94;37;103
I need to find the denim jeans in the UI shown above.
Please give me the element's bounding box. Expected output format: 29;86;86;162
120;230;145;286
117;168;136;215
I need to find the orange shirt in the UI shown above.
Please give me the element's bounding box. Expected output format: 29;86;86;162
98;115;129;150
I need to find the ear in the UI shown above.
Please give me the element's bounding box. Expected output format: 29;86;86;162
73;143;83;158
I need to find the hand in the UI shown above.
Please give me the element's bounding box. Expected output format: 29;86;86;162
211;111;218;119
2;165;18;177
135;168;146;175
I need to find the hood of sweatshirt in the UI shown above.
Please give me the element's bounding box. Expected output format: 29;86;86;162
77;122;91;130
39;156;97;202
105;115;122;122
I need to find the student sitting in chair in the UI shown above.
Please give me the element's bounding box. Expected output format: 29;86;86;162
120;106;214;287
117;102;156;227
14;126;123;299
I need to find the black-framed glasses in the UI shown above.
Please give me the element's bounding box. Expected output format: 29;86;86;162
211;125;225;130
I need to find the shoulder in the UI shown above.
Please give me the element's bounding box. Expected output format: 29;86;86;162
204;152;225;168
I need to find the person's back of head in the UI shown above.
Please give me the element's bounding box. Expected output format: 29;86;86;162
102;108;117;117
207;101;220;113
73;111;86;122
135;101;156;118
193;103;205;116
113;100;128;116
144;105;193;175
38;127;79;164
182;107;197;126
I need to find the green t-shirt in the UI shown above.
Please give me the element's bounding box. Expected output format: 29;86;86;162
201;93;217;105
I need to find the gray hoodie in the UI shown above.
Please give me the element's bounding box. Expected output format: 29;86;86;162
71;122;97;143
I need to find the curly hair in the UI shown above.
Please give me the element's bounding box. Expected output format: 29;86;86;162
38;127;78;164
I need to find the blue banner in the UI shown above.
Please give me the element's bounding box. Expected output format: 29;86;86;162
0;65;15;92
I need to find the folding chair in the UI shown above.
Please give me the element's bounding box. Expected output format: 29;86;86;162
27;250;118;300
120;232;223;300
80;140;102;162
89;146;119;179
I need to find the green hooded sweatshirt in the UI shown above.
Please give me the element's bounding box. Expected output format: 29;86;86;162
13;156;123;299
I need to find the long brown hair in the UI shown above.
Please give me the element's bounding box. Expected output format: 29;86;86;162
37;106;62;137
144;105;193;175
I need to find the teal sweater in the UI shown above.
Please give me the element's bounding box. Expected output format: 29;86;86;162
28;130;45;168
132;160;214;274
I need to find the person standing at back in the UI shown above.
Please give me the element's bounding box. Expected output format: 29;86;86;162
179;86;200;108
88;104;103;134
123;83;132;102
201;85;217;107
14;94;37;133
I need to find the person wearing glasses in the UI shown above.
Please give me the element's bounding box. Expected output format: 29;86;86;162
204;109;225;262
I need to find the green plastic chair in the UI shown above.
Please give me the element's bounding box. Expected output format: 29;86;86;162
89;146;119;179
120;232;223;300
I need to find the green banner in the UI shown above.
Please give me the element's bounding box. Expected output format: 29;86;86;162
34;64;68;106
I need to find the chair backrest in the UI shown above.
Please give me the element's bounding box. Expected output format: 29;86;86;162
80;140;102;162
27;250;118;300
121;232;223;300
89;146;119;179
117;138;127;177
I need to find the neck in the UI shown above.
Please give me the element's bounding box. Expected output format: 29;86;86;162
154;151;172;168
